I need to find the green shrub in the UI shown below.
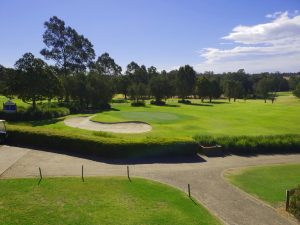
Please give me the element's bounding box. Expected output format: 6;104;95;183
7;125;198;158
178;99;191;104
0;104;70;121
193;134;300;154
290;186;300;220
131;101;146;107
150;100;166;106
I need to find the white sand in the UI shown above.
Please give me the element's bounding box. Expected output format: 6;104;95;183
64;116;152;134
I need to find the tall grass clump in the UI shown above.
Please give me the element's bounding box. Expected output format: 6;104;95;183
290;186;300;221
193;134;300;154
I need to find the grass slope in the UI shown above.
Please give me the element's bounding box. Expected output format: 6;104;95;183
226;164;300;206
0;177;221;225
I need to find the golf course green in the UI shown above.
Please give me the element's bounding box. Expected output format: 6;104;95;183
0;177;221;225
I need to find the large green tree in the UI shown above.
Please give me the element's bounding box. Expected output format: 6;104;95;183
41;16;95;73
92;53;122;76
195;77;210;102
13;53;62;108
149;75;167;103
293;82;300;99
255;77;272;103
86;72;114;108
176;65;196;100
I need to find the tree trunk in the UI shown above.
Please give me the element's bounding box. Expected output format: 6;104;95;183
209;96;212;103
228;98;231;102
201;98;204;103
124;93;127;100
32;98;36;109
264;99;266;103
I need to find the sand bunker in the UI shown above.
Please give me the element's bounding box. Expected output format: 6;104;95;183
64;116;152;134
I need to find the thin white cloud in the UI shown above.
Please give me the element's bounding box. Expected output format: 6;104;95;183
266;11;283;19
196;11;300;73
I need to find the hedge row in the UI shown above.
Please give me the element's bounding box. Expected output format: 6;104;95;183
7;126;198;158
193;134;300;154
0;105;70;121
290;186;300;221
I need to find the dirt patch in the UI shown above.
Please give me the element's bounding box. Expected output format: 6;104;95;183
64;116;152;134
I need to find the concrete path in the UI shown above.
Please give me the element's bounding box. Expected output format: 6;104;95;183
1;145;299;225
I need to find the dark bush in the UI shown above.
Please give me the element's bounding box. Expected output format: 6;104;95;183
178;99;191;104
150;100;166;106
58;101;82;113
0;104;70;121
290;186;300;220
131;101;145;107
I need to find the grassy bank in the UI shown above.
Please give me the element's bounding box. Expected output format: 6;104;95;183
225;164;300;206
0;177;221;225
7;124;197;158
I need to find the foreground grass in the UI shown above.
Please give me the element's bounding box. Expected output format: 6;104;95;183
226;164;300;206
0;177;221;225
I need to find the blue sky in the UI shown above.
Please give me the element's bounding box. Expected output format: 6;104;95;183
0;0;299;73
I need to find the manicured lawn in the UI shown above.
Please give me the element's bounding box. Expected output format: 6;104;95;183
7;93;300;142
0;177;221;225
226;164;300;206
91;93;300;138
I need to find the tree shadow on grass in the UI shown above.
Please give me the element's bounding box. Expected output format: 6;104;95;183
189;103;213;107
209;101;229;104
101;154;206;165
154;104;180;107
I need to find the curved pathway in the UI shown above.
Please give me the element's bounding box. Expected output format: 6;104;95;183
0;145;299;225
64;116;152;133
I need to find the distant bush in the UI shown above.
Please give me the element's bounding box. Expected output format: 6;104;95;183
131;101;145;107
178;99;191;104
193;134;300;154
7;125;198;158
111;99;129;103
293;83;300;99
290;186;300;220
0;103;70;121
150;100;166;106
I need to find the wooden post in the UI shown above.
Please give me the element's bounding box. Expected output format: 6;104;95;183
286;189;290;211
39;167;42;179
82;165;84;182
127;166;131;181
188;184;191;197
38;167;42;185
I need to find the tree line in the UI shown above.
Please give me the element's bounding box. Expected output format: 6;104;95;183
0;16;300;110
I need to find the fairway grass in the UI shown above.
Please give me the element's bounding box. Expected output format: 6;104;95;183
91;93;300;138
225;164;300;206
8;93;300;142
0;177;221;225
